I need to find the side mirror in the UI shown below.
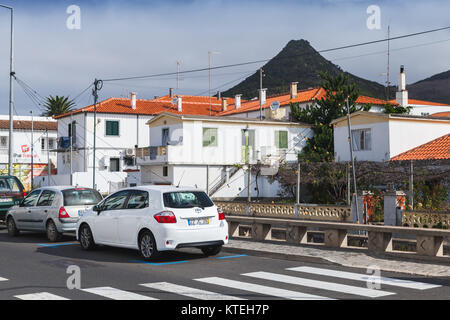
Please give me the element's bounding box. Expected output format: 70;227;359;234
93;204;102;214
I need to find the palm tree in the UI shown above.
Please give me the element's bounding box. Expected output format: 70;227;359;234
41;95;75;117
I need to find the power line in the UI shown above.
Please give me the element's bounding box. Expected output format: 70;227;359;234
100;26;450;82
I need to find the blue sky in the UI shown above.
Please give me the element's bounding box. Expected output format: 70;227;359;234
0;0;449;115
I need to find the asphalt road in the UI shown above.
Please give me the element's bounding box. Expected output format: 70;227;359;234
0;226;449;301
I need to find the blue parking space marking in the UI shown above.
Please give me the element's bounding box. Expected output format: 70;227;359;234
38;243;75;248
131;259;189;266
216;254;248;259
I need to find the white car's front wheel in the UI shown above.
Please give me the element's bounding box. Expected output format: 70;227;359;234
7;217;20;237
79;224;96;250
139;230;160;261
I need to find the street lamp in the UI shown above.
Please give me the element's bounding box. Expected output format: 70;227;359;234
0;4;14;176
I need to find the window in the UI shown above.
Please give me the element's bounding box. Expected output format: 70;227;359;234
163;166;168;177
41;138;45;150
202;128;218;147
126;191;149;209
163;191;214;209
37;190;56;207
0;136;8;149
162;128;169;146
21;189;41;207
110;158;120;172
351;129;372;151
68;121;77;145
62;188;103;206
48;138;55;150
421;112;430;116
105;120;120;136
101;190;130;211
275;130;288;149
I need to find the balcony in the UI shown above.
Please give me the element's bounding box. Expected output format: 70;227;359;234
136;146;170;164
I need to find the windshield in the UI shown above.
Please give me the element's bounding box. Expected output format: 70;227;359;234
63;188;103;206
0;177;22;192
163;191;214;209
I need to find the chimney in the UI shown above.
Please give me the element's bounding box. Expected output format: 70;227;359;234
169;88;173;98
396;65;408;107
177;96;182;112
222;98;227;112
259;88;267;105
235;94;242;109
290;82;298;99
217;91;221;100
130;92;137;110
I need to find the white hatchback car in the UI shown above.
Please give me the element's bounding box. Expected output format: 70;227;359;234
76;185;229;260
6;186;103;242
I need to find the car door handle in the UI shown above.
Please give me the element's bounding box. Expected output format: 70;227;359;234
27;210;32;213
44;210;48;213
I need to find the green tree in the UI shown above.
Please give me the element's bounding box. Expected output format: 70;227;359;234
41;95;75;117
290;71;360;162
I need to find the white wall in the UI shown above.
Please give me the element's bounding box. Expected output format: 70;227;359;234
388;119;450;158
409;105;450;116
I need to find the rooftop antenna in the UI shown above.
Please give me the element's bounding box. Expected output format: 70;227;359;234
176;170;186;188
176;61;180;90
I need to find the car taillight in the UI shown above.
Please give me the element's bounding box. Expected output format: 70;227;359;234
218;208;225;220
22;189;27;197
59;207;70;219
154;211;177;223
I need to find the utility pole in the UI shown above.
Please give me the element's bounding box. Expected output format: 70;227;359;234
296;161;301;205
346;162;351;205
30;111;34;188
1;4;15;176
70;111;73;186
346;98;360;223
92;79;103;190
46;129;50;186
244;128;251;203
259;68;263;120
409;160;414;210
386;25;391;101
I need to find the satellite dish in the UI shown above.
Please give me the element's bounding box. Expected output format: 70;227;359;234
270;101;280;111
171;97;178;105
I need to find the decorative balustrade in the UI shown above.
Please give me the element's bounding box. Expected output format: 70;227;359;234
215;201;351;222
402;210;450;229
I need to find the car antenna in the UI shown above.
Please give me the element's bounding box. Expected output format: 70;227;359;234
176;170;186;188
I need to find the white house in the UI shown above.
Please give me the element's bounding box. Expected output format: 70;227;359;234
332;111;450;162
136;112;313;199
0;115;57;190
50;92;236;193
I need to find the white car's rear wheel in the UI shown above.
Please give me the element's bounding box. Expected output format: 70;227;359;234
139;231;159;260
46;220;63;242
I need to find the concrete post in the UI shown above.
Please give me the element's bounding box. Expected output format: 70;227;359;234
286;226;308;244
416;236;444;257
384;191;406;226
351;193;364;223
324;229;347;248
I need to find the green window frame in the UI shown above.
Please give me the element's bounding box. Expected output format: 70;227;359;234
202;128;218;147
105;120;120;136
275;130;288;149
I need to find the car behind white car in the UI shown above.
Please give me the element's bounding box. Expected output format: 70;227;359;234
6;186;103;242
76;185;228;260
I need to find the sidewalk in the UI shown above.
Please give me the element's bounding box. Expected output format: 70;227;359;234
223;239;450;277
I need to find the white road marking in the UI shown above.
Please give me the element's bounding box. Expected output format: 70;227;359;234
0;277;8;281
141;282;245;300
194;277;333;300
14;292;69;300
81;286;157;300
287;266;441;290
244;272;395;298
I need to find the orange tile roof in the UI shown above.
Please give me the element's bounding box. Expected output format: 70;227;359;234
388;99;450;107
0;120;57;131
218;87;395;116
431;111;450;117
54;95;231;119
391;134;450;161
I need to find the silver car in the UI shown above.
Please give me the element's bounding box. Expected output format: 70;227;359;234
6;186;103;242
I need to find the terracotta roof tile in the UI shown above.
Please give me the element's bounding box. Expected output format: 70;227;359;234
0;120;57;131
388;99;450;107
431;111;450;117
391;134;450;161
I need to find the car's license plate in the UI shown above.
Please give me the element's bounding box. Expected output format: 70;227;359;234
78;209;86;216
0;198;12;203
188;218;209;226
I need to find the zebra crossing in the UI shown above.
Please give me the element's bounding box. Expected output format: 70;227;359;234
5;265;442;300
